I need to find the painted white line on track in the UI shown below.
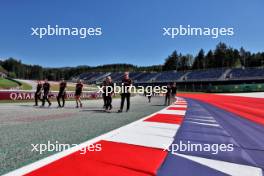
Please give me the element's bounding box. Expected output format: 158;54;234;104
177;153;263;176
186;121;221;127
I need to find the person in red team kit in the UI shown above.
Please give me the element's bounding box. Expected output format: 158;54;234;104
118;72;132;112
75;79;83;108
42;79;52;107
164;83;171;106
171;82;177;103
57;79;67;108
105;76;114;112
101;78;107;108
34;80;42;106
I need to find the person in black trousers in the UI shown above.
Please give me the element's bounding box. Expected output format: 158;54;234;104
144;90;152;103
42;79;51;107
75;80;83;108
171;82;177;103
164;83;171;106
57;79;67;108
34;80;42;106
118;72;132;112
101;79;107;108
105;76;114;112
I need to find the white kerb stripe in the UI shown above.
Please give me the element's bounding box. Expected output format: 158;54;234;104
158;109;186;115
169;105;187;108
137;121;181;130
105;132;174;149
119;123;178;138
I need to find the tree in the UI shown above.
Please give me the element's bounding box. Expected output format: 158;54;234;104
179;54;192;71
30;65;43;80
205;50;214;68
192;49;205;70
231;49;241;68
214;42;228;68
0;65;7;73
8;72;17;78
162;51;180;71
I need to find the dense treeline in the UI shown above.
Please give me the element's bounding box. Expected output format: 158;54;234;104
162;42;264;71
1;42;263;80
0;59;161;80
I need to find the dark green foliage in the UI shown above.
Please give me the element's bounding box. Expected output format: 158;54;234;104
1;42;263;80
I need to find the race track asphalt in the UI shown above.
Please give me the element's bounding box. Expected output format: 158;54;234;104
0;95;166;175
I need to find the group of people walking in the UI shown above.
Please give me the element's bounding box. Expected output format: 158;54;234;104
34;79;53;107
34;72;133;113
34;79;84;108
34;72;177;112
101;72;132;112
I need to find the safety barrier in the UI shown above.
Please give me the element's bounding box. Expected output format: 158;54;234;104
0;90;99;101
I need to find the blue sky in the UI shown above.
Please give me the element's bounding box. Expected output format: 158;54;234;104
0;0;263;67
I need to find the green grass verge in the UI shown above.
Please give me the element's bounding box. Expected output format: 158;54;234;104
0;78;32;90
0;78;19;89
19;81;32;90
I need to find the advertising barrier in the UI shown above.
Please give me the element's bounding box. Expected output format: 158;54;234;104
0;90;99;101
208;83;264;93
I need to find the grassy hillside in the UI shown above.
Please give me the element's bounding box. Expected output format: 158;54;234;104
0;78;32;90
0;78;19;89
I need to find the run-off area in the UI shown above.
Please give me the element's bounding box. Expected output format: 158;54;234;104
0;95;166;175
